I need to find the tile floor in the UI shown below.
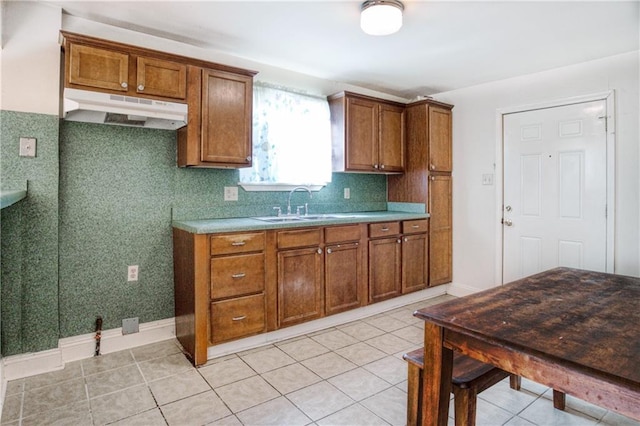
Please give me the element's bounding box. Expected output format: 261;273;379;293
2;295;639;426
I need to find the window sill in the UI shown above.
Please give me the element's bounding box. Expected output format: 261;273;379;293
238;183;326;192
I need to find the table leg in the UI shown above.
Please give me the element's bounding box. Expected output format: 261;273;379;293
421;322;453;426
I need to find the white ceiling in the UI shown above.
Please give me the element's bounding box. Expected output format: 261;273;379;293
45;0;639;99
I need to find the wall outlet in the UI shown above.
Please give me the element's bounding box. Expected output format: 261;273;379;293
344;188;351;199
122;317;139;335
224;186;238;201
482;174;494;186
128;265;139;281
19;137;37;158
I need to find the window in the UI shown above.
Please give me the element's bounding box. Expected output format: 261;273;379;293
239;84;332;189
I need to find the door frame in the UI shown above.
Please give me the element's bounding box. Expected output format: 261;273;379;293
494;91;615;285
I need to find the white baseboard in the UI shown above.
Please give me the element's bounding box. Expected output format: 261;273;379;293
207;286;449;359
447;282;483;297
2;317;175;382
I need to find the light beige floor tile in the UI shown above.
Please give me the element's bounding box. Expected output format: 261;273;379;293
541;388;607;420
477;378;538;414
131;339;182;362
317;403;390;426
338;321;386;341
335;341;387;366
473;398;520;426
287;381;353;421
161;390;231;426
519;397;599;426
24;361;82;391
4;380;24;396
236;396;312;426
261;362;322;394
365;333;414;354
240;346;296;374
22;377;87;418
310;329;358;350
503;416;537;426
277;336;330;361
199;357;256;389
363;356;407;385
82;351;135;376
301;352;357;379
396;379;408;394
361;386;407;426
90;384;156;425
214;375;279;413
21;400;91;426
206;414;243;426
236;344;276;357
109;408;167;426
599;410;640;426
1;394;22;423
149;369;210;405
391;325;424;345
328;368;391;401
138;353;193;382
363;315;409;333
85;364;145;398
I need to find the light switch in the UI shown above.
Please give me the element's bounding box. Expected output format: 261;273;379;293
19;137;37;158
482;174;494;185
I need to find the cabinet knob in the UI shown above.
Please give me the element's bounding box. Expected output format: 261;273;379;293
404;237;408;242
373;164;379;169
138;84;145;91
317;248;323;254
327;248;332;254
246;156;252;162
430;176;435;181
430;164;435;170
121;82;128;89
380;164;385;170
397;239;402;244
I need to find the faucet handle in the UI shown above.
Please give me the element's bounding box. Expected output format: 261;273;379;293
273;206;282;217
296;205;305;216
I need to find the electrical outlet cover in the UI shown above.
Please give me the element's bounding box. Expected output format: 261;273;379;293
122;317;139;335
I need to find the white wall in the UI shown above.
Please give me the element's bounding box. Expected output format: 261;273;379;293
0;2;61;114
434;51;640;294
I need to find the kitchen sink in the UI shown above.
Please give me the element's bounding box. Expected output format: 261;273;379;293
252;216;306;223
253;214;358;223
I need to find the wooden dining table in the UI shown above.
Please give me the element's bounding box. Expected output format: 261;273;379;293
414;267;640;425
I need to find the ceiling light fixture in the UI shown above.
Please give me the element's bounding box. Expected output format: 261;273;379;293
360;0;404;36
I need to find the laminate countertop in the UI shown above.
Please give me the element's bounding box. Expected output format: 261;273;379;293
172;211;429;234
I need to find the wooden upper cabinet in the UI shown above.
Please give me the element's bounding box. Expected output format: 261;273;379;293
201;69;253;165
330;92;405;173
136;57;186;100
67;43;129;92
429;106;452;173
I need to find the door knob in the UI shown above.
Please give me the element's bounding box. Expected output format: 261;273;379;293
503;219;513;226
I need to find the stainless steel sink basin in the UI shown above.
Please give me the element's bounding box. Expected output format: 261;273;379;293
252;216;305;223
253;214;357;223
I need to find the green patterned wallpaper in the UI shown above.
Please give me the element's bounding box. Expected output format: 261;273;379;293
0;111;60;355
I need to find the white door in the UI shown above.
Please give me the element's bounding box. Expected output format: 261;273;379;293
503;100;607;283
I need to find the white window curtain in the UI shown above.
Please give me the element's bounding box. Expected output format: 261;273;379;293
239;84;332;185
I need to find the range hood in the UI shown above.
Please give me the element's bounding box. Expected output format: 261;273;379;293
63;88;188;130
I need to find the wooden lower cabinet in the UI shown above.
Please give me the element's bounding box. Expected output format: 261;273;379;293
369;236;402;303
277;247;324;327
210;294;265;344
401;233;429;293
325;242;362;315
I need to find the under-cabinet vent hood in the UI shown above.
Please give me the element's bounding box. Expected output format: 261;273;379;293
63;88;188;130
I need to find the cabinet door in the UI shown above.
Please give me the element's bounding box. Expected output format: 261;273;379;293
201;69;253;165
401;233;428;293
325;242;363;315
429;174;452;285
278;247;324;327
369;237;402;303
136;57;186;100
378;103;405;172
68;44;129;92
345;97;378;171
429;106;452;173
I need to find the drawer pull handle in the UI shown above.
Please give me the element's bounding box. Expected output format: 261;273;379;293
381;227;389;232
232;315;246;321
412;225;420;228
231;273;246;278
231;241;246;246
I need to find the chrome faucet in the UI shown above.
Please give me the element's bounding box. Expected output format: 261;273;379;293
287;186;312;215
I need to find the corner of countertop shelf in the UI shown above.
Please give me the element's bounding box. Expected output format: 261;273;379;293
387;202;426;214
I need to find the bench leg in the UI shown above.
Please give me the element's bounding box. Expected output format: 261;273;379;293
406;362;422;426
509;374;521;390
553;390;566;411
453;387;477;426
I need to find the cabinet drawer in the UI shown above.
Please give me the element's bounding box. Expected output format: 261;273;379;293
369;222;400;238
277;228;322;249
325;224;361;244
402;219;429;234
211;232;265;255
211;253;265;300
210;294;265;344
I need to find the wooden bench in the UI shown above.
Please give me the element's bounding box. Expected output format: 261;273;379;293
404;348;566;425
